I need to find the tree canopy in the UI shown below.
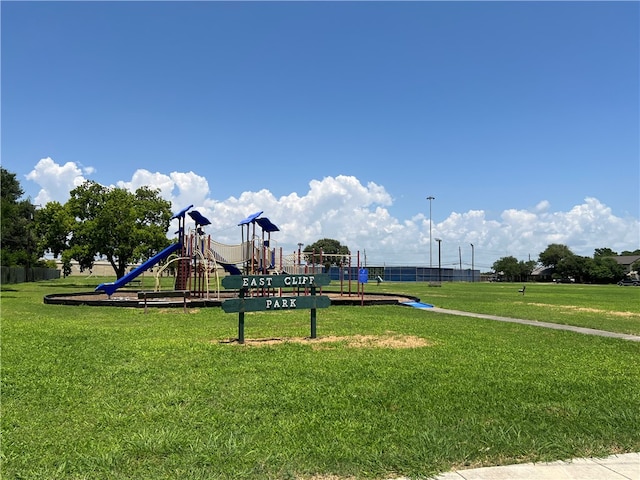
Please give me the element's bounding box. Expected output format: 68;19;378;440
36;181;173;278
538;243;574;269
0;168;40;267
594;247;617;258
491;256;536;282
535;243;626;284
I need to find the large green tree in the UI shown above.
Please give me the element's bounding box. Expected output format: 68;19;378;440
0;168;40;268
534;244;627;284
594;247;617;257
587;256;625;284
555;254;587;282
492;256;535;282
538;243;574;270
37;181;173;278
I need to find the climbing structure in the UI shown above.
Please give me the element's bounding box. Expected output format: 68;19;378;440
237;211;280;274
97;205;285;299
155;207;283;299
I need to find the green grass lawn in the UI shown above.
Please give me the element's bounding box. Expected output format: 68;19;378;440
2;278;639;479
369;280;640;335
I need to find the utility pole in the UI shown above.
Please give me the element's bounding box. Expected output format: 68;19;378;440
436;238;442;283
427;196;435;275
470;243;475;282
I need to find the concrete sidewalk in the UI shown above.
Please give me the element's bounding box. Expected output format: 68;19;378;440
427;451;639;479
425;307;640;342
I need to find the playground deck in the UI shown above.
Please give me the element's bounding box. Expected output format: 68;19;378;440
44;290;418;308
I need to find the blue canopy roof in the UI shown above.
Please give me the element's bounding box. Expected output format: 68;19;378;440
171;205;193;220
238;211;263;226
188;210;211;226
256;217;279;232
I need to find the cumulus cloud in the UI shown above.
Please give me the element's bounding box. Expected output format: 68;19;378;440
116;169;211;209
24;158;640;270
25;157;91;205
534;200;550;212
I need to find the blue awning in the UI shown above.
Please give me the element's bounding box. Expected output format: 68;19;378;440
238;211;263;226
188;210;211;226
171;204;193;220
256;217;279;232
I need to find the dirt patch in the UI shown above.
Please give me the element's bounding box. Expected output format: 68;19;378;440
528;302;640;318
155;308;201;314
299;476;358;480
298;476;359;480
218;334;432;349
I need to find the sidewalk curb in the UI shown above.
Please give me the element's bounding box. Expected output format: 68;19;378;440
427;451;640;480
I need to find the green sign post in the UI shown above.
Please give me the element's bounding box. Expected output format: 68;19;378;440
221;274;332;344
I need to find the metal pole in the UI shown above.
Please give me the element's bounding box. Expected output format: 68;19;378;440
470;243;475;282
238;288;245;344
310;285;317;339
427;196;435;270
436;238;442;283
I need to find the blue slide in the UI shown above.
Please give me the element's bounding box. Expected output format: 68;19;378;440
95;242;182;297
220;263;242;275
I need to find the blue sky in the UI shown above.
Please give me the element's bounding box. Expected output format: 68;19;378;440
2;1;639;271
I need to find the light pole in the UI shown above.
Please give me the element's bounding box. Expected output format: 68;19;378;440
427;196;435;271
436;238;442;283
297;243;303;271
470;243;475;282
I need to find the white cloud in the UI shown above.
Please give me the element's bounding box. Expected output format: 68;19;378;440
116;169;210;209
24;158;640;270
534;200;550;212
25;157;89;205
116;170;174;198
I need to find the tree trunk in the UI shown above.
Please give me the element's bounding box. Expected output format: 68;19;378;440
108;256;127;279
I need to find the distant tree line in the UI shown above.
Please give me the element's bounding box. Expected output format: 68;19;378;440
492;244;640;284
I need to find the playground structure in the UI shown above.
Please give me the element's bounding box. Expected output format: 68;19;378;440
51;206;424;309
95;205;315;299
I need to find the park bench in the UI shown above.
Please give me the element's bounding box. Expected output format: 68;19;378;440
518;285;526;295
138;290;190;313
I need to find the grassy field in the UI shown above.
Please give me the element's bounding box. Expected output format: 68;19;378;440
369;280;640;335
2;278;639;479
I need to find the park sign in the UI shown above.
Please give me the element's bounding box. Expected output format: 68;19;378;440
222;294;330;313
221;273;331;290
221;274;332;343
